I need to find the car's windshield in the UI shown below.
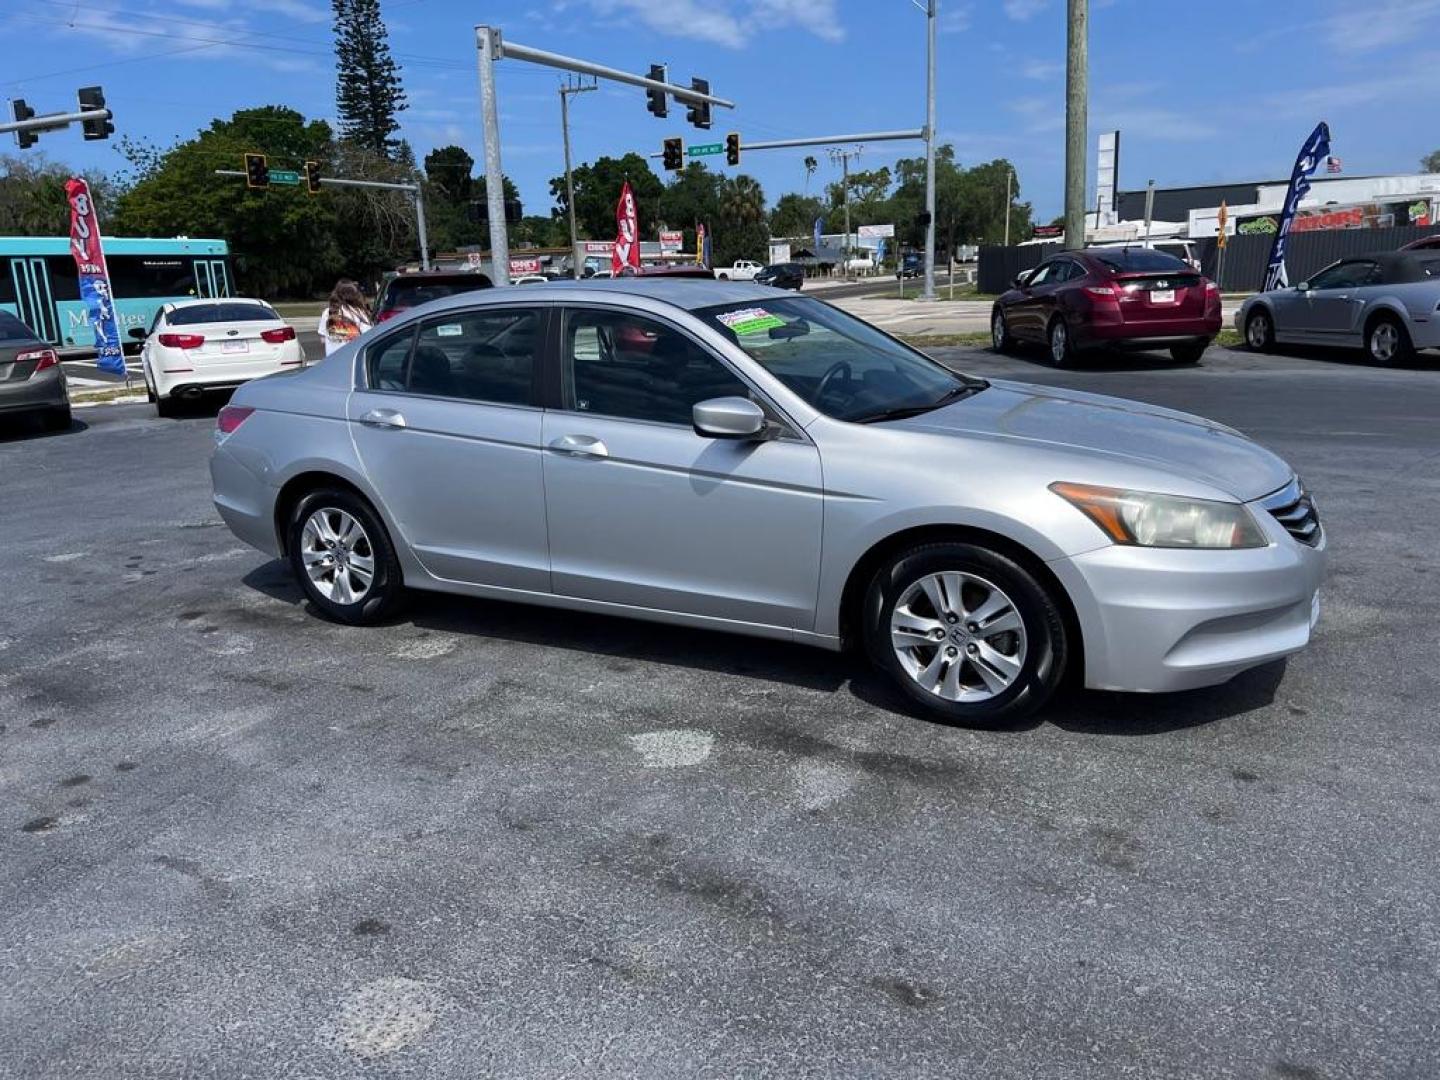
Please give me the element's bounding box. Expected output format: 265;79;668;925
694;297;984;423
0;311;39;341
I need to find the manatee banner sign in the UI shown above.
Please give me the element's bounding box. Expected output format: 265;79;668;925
1263;122;1331;292
64;178;126;377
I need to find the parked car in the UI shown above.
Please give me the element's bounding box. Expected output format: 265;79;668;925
897;252;924;279
992;248;1222;366
1237;250;1440;365
1400;234;1440;252
754;263;805;290
715;260;763;281
375;270;492;323
133;299;303;417
211;279;1325;726
0;310;69;431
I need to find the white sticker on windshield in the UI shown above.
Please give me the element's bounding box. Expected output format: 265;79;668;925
716;307;786;335
435;324;463;337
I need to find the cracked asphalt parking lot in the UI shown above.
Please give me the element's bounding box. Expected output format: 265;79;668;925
1;344;1438;1078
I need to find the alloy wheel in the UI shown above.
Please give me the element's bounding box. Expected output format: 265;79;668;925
1370;322;1398;363
300;507;375;605
1050;322;1068;365
992;312;1006;349
1247;313;1270;349
889;571;1028;702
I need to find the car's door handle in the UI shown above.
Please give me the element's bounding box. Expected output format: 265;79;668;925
359;408;406;429
549;434;608;459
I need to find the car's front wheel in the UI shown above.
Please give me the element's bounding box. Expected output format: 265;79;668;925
1365;314;1413;366
991;309;1015;354
864;542;1068;726
1245;309;1274;352
287;488;404;624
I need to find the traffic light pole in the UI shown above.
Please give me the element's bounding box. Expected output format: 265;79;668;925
215;170;431;271
1;108;112;137
475;24;734;286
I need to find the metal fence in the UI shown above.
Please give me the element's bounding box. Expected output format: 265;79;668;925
979;226;1440;295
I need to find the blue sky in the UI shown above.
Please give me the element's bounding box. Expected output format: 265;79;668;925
4;0;1439;224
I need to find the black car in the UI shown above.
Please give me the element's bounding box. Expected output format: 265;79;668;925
896;252;923;279
754;262;804;290
375;270;492;323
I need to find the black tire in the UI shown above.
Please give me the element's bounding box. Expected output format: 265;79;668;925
155;395;178;418
863;541;1068;727
42;405;72;431
1169;340;1208;364
991;308;1016;354
287;487;404;625
1047;316;1079;368
1365;314;1414;367
1244;309;1274;353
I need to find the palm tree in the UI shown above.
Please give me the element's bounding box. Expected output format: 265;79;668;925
720;175;766;226
803;155;818;194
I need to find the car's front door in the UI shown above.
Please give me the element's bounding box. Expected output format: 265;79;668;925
541;305;824;631
1008;261;1055;340
347;304;552;590
1292;261;1379;338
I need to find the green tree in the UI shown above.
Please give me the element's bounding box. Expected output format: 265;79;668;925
714;174;767;266
768;193;824;240
333;0;407;159
803;155;818;193
549;153;664;240
657;162;722;250
0;155;116;235
112;106;341;297
424;145;473;202
1423;149;1440;173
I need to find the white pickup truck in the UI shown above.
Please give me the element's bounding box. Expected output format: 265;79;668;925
714;260;763;281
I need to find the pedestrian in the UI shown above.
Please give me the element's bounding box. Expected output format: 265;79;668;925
317;279;372;357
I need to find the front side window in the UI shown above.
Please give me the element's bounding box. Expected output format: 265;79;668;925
562;308;750;426
694;296;979;424
1026;263;1053;286
1308;261;1378;290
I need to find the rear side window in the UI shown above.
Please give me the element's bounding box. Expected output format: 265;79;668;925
408;308;540;406
1092;248;1188;273
0;311;38;341
367;328;414;391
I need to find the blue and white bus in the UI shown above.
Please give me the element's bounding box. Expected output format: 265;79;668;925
0;236;234;352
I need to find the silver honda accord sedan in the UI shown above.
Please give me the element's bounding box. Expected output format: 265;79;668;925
210;279;1325;724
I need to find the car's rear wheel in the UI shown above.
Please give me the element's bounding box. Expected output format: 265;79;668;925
42;405;71;431
1170;340;1208;364
1365;314;1413;366
991;309;1015;354
863;542;1067;726
287;488;404;625
1245;309;1275;352
1047;317;1078;368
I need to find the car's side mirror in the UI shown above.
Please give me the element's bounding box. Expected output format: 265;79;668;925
1013;274;1030;288
1296;281;1311;293
128;327;147;341
693;396;766;440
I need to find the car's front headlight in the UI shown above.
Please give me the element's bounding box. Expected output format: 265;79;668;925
1050;482;1267;549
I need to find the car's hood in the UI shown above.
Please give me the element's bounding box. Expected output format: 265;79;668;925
897;379;1292;501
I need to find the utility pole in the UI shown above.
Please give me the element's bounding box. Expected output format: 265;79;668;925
1142;179;1155;243
828;146;861;277
559;76;597;279
1064;0;1088;250
1004;166;1013;248
922;0;938;300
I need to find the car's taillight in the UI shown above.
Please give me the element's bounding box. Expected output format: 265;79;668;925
260;326;296;344
18;347;59;374
158;333;204;349
216;405;255;435
1084;286;1118;299
376;308;401;323
1204;280;1220;295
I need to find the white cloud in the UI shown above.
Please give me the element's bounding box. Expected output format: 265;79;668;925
940;4;973;34
1003;0;1047;20
1021;58;1061;80
1324;0;1440;53
557;0;845;48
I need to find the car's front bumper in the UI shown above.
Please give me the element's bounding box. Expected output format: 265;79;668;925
1048;506;1326;693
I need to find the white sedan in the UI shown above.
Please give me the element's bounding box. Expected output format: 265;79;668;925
135;299;304;416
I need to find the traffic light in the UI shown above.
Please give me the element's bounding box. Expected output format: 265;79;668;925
685;77;711;130
11;99;37;149
244;152;269;190
504;197;523;224
645;63;667;119
662;137;683;172
77;86;114;141
304;160;322;194
725;132;740;167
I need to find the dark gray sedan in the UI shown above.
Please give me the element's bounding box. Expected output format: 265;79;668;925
0;311;69;430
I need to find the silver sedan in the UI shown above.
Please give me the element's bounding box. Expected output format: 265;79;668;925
211;280;1325;724
1238;250;1440;365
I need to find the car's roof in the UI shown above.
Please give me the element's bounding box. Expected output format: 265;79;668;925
168;297;271;309
422;278;785;312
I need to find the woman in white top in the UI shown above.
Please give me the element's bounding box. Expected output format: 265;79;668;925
317;279;373;356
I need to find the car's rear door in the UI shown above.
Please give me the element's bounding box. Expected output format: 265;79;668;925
347;304;552;590
540;304;823;631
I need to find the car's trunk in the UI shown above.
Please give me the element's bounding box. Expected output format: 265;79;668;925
0;340;47;382
1111;271;1207;325
172;321;291;370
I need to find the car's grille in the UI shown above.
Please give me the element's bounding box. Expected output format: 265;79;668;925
1261;478;1321;547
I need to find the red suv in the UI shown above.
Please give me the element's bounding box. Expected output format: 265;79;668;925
992;247;1222;365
